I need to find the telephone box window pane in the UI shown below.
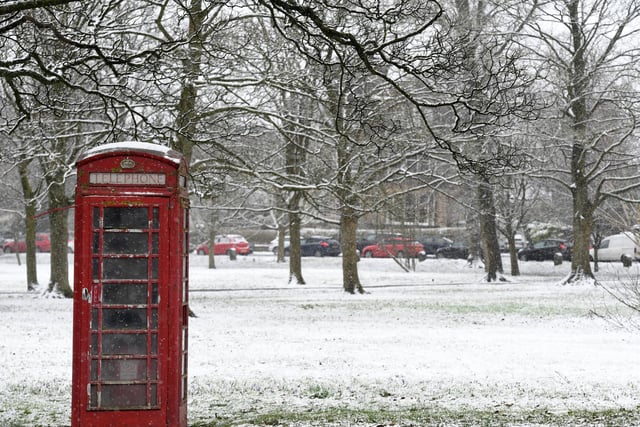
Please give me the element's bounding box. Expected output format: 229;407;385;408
151;384;158;406
103;233;148;254
151;334;157;355
103;284;147;305
91;360;98;381
151;259;158;279
152;207;159;228
103;207;148;229
101;384;147;408
90;385;98;407
152;233;159;254
151;359;158;380
90;334;98;355
92;232;99;253
151;309;158;328
102;333;147;355
102;308;147;330
92;259;100;280
91;309;98;330
152;284;158;304
103;258;148;280
102;359;147;381
93;207;100;228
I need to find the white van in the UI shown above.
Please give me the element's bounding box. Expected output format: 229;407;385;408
590;232;640;262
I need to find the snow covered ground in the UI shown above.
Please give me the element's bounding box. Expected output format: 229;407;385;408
1;252;639;426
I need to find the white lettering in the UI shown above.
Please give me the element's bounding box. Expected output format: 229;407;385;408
89;173;166;186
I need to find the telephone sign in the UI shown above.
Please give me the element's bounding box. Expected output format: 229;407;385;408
72;142;189;427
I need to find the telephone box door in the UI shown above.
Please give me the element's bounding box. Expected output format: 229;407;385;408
76;197;169;424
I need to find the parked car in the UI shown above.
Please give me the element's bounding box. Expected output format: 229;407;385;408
500;234;527;252
419;236;452;255
435;241;470;259
280;236;341;257
590;232;640;262
196;234;252;256
269;235;290;254
2;233;51;253
361;237;425;259
517;239;570;261
356;232;402;252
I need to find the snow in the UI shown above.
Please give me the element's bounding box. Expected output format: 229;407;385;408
77;141;182;164
1;252;639;426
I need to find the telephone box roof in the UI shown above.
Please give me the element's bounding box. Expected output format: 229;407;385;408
77;141;183;164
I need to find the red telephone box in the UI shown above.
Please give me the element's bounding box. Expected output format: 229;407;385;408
72;142;189;427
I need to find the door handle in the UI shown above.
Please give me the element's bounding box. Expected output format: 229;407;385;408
82;288;91;301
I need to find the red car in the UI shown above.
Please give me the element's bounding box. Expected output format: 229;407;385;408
361;237;425;259
2;233;51;253
196;234;251;255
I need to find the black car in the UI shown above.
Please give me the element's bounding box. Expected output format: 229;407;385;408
435;241;469;259
284;236;341;257
517;239;570;261
419;236;453;255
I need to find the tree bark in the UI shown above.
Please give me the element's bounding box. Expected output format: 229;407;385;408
276;223;286;263
47;176;72;297
565;0;594;282
288;192;305;285
477;180;503;282
341;206;363;294
505;223;520;276
18;160;39;289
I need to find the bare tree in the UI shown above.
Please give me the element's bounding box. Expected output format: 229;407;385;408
521;0;640;283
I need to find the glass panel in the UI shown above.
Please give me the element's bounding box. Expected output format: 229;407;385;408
151;359;158;380
101;359;147;381
90;385;98;407
152;234;158;254
102;333;147;355
103;233;148;254
102;308;147;330
151;258;158;280
91;309;98;330
101;384;147;408
91;360;98;381
103;284;147;305
152;284;158;304
93;207;100;229
103;258;148;280
93;232;99;254
92;259;100;280
151;334;157;355
152;207;159;228
91;334;98;355
103;207;148;230
151;309;157;328
150;384;158;406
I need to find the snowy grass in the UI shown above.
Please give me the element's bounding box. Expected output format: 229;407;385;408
1;252;639;426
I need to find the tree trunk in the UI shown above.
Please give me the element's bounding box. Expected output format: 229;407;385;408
568;155;594;280
276;223;286;263
288;192;305;285
208;217;216;269
341;206;363;294
504;223;520;276
477;180;503;282
18;160;38;289
172;0;203;165
47;178;72;297
564;1;594;282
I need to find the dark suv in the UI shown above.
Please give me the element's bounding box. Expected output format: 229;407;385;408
517;239;570;261
419;236;453;255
